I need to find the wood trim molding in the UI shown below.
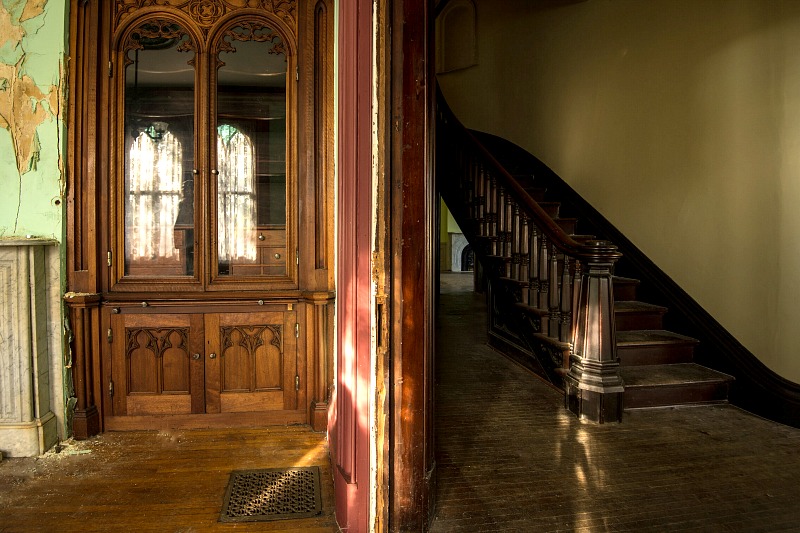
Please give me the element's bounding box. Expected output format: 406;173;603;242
390;0;436;530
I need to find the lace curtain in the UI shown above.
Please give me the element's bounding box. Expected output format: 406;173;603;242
217;125;257;263
126;131;182;261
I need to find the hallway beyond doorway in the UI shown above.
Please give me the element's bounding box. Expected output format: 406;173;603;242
432;272;800;532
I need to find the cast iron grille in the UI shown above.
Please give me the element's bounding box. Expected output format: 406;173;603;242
219;467;322;522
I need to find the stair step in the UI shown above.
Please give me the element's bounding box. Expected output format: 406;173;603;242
615;301;668;331
617;330;698;366
538;201;560;218
522;186;546;202
511;174;536;189
621;363;734;409
555;217;577;234
613;276;640;301
570;234;596;244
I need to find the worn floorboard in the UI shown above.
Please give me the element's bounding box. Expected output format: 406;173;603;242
4;272;800;532
0;426;337;533
431;272;800;533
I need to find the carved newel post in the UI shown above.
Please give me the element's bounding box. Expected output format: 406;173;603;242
565;241;624;423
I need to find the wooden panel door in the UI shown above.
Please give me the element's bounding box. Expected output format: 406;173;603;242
111;313;205;416
204;311;297;414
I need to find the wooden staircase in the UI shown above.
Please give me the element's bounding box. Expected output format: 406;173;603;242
436;92;734;416
613;276;733;409
482;179;733;411
496;169;734;411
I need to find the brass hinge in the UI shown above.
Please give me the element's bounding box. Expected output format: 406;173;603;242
108;60;113;78
107;251;112;267
296;66;299;81
296;249;299;265
295;323;299;338
295;375;300;391
107;328;113;343
109;380;114;397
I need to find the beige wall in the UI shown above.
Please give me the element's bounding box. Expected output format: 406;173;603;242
438;0;800;383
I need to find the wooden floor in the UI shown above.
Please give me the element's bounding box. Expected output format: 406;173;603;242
0;426;337;533
431;272;800;532
5;273;800;532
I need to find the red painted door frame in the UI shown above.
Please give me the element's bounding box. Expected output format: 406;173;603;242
334;0;433;530
333;0;373;531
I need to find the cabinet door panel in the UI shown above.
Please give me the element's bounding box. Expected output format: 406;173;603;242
111;313;204;416
205;311;296;413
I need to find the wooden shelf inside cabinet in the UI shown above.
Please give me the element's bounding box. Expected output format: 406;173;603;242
228;226;287;277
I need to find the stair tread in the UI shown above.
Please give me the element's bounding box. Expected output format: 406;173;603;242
617;329;699;346
620;363;734;387
615;301;668;314
613;276;640;284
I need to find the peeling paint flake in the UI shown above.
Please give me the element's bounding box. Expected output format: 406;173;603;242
19;0;46;23
0;2;57;175
0;6;24;46
0;62;53;174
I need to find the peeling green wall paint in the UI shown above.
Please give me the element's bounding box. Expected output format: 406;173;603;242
0;0;66;241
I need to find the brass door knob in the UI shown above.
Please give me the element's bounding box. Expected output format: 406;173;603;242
209;353;217;359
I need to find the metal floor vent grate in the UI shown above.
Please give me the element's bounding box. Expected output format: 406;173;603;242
219;467;322;523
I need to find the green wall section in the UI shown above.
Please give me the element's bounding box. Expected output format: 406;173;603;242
439;0;800;383
0;0;67;241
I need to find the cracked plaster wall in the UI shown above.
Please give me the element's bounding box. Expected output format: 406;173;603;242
0;0;69;450
0;0;66;240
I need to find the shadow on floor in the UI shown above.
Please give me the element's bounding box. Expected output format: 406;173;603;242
431;271;800;533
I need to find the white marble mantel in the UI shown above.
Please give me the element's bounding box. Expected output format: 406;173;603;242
450;233;470;272
0;238;61;457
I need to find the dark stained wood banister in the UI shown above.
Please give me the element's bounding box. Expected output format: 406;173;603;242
436;84;625;422
436;86;620;266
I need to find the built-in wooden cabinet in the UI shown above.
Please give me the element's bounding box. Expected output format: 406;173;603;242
109;308;297;418
66;0;334;434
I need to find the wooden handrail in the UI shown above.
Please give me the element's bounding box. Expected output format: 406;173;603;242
436;84;625;423
436;85;620;265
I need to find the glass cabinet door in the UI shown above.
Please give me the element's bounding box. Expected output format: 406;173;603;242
214;25;288;278
123;21;196;278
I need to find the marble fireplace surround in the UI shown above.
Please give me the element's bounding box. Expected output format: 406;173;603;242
0;238;63;457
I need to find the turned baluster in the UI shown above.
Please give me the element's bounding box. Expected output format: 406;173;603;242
538;234;550;313
560;255;573;343
529;226;540;308
519;214;530;303
465;162;475;220
495;185;506;257
548;247;560;338
511;204;521;281
503;195;514;277
571;260;582;345
487;176;498;255
538;236;550;335
475;166;486;237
